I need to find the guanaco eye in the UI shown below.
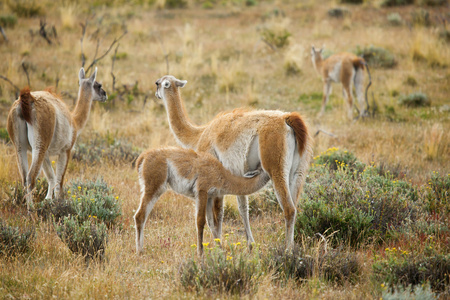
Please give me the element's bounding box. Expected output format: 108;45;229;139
164;81;170;88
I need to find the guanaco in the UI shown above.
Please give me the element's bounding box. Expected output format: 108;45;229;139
154;75;312;250
6;68;107;210
311;46;371;120
134;147;269;255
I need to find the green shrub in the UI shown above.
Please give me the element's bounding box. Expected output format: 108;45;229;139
165;0;187;9
373;249;450;293
328;8;351;18
387;13;403;26
36;197;76;223
296;156;421;247
55;215;108;259
179;243;262;295
0;222;34;257
381;0;414;6
397;93;430;107
420;0;447;5
404;76;417;87
438;29;450;43
312;147;363;172
67;178;122;228
0;14;17;28
267;245;361;284
245;0;257;6
0;128;10;143
340;0;363;3
411;9;431;27
422;172;449;216
381;284;437;300
7;0;42;17
261;28;291;49
355;45;396;68
296;199;374;248
72;133;140;165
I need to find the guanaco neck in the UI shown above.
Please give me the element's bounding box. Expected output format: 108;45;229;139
220;169;269;196
164;89;205;149
312;54;324;75
72;88;92;134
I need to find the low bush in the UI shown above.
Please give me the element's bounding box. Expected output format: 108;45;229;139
411;9;431;27
381;0;414;6
397;93;430;107
267;244;361;284
339;0;363;3
422;172;449;216
387;13;403;26
312;147;363;172
373;248;450;293
327;8;351;18
0;128;10;143
355;45;396;68
296;149;421;247
0;222;34;257
165;0;187;9
260;28;291;49
7;0;42;17
381;284;437;300
72;133;140;165
0;14;17;28
54;215;108;260
179;242;262;295
66;178;122;228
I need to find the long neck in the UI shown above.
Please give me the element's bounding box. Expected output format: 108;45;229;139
221;169;269;196
312;55;323;74
164;89;204;149
71;89;92;134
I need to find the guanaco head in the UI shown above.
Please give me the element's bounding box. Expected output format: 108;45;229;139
155;75;187;100
310;45;324;73
78;67;108;102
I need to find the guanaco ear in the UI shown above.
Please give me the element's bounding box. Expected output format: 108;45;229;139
175;79;187;88
89;67;97;83
79;68;86;82
311;45;316;52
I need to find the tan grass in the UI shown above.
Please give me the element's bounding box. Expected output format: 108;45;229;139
410;29;450;67
424;123;447;161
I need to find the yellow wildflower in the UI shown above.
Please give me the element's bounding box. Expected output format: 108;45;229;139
226;256;233;261
78;186;81;191
191;244;197;248
202;242;209;247
214;238;221;243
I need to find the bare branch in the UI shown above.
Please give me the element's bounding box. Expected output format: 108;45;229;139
111;44;119;93
79;21;87;68
0;26;8;42
0;75;20;98
21;61;31;88
39;19;52;45
314;129;337;138
85;31;127;74
261;37;277;52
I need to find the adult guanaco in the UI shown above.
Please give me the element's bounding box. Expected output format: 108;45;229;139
7;68;107;210
310;46;371;120
154;75;312;250
134;146;269;255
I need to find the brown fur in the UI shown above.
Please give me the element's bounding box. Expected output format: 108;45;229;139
285;112;309;156
134;147;269;255
19;87;34;124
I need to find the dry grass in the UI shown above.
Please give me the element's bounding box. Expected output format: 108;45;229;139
0;0;449;298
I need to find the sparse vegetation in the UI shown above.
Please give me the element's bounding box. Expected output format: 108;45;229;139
0;0;449;298
355;45;396;68
0;222;34;257
398;92;430;107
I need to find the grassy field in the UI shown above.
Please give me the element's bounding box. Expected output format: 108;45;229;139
0;0;449;298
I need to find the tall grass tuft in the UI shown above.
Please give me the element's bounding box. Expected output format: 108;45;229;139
410;30;449;67
0;222;34;257
424;124;447;161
